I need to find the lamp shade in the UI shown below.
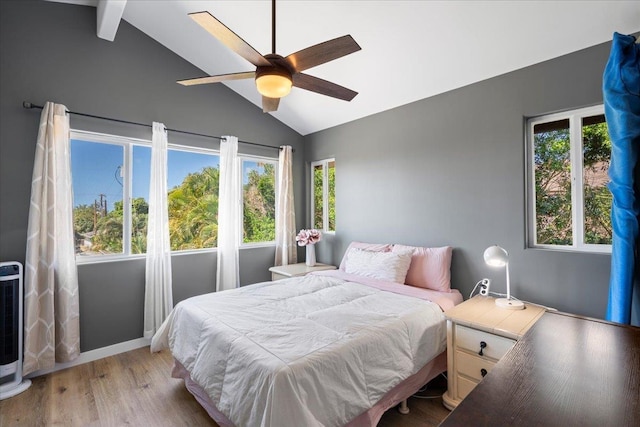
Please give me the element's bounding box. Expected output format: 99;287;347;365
482;245;524;310
484;245;508;267
255;68;292;99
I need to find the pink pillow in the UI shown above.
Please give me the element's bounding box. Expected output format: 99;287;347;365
339;242;393;271
392;244;452;292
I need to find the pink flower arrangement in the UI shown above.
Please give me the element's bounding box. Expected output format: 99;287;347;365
296;229;322;246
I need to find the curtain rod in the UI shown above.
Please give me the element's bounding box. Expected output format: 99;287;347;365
22;101;285;152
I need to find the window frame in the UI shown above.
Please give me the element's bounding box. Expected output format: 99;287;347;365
239;154;279;248
165;143;222;255
310;158;336;234
71;130;280;264
525;104;612;254
71;130;149;264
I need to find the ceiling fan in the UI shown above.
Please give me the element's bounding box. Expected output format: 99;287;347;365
177;0;361;113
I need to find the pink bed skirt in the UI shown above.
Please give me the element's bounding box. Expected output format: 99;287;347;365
171;351;447;427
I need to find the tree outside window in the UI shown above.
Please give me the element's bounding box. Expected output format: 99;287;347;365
312;159;335;232
242;160;276;244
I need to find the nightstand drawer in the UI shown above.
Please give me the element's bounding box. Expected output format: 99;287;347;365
456;350;496;382
456;325;515;360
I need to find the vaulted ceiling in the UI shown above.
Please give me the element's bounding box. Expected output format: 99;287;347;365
48;1;639;135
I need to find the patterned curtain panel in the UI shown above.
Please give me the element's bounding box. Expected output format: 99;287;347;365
23;102;80;375
216;136;240;291
274;145;297;266
143;122;173;338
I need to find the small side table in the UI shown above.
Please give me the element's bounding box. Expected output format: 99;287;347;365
268;263;336;281
442;295;546;410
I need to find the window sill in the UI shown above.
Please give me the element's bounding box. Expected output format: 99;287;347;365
75;244;276;265
527;244;611;255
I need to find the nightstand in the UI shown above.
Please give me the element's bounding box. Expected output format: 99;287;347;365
268;263;336;281
442;295;546;410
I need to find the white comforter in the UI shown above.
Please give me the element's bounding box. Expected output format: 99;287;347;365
152;273;447;427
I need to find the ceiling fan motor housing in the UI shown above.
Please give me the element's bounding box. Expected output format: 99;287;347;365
255;54;293;98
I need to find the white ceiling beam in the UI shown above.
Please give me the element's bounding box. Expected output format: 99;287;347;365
96;0;127;42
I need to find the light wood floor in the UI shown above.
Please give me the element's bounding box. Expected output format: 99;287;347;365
0;347;451;426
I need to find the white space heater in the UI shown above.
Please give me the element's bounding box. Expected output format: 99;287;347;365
0;261;31;400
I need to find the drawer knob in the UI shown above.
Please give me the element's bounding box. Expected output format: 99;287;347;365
481;368;488;378
478;341;487;356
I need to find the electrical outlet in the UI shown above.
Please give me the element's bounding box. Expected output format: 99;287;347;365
479;278;491;296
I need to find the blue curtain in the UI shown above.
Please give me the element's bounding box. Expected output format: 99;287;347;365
603;33;640;324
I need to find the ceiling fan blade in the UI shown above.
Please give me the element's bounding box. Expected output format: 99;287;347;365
285;35;361;73
189;11;271;67
293;73;358;101
262;96;280;113
177;71;256;86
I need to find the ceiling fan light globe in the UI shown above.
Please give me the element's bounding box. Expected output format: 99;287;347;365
256;73;292;99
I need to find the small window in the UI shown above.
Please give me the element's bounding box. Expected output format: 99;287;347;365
527;105;612;252
241;158;277;244
311;159;336;232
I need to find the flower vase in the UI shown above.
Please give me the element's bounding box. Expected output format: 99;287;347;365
305;244;316;267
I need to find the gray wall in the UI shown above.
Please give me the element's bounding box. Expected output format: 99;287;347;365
0;0;305;351
306;39;639;324
1;0;637;358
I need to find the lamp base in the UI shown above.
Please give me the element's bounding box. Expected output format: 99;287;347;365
495;298;525;310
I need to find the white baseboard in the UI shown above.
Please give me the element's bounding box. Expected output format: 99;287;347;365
25;337;151;379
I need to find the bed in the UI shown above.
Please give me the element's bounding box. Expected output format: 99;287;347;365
151;242;463;427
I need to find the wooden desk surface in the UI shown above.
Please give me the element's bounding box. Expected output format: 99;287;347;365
439;311;640;427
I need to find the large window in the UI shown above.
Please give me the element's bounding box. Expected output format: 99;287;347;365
71;131;278;260
311;159;336;232
527;105;612;252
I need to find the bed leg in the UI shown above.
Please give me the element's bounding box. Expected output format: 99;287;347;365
398;399;410;414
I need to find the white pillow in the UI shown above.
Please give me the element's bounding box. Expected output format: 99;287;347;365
344;248;413;283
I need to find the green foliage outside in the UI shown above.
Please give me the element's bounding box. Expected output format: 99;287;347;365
130;198;149;254
73;204;95;235
535;121;612;245
243;163;275;243
74;163;277;255
77;197;148;254
328;164;336;231
168;166;219;251
313;163;336;231
582;122;613;244
534;128;573;245
313;166;323;229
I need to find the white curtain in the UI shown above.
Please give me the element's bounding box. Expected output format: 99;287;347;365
143;122;173;339
23;102;80;375
274;145;297;266
216;136;241;292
